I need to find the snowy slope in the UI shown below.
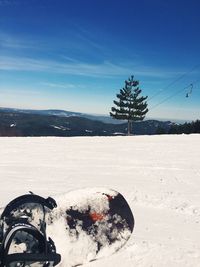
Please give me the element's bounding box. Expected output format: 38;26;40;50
0;135;200;266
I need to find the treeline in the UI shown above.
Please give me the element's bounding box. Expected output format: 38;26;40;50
169;120;200;134
157;120;200;134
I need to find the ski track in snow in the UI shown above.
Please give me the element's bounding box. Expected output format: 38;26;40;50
0;134;200;266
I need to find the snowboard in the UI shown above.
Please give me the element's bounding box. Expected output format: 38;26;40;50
0;188;134;267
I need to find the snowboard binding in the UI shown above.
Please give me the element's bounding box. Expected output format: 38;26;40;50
0;193;61;267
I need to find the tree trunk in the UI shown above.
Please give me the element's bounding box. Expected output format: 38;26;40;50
127;120;131;136
127;120;133;136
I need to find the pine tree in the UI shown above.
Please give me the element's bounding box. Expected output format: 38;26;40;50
110;75;148;135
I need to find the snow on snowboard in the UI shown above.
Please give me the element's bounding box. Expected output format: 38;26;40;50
0;188;134;267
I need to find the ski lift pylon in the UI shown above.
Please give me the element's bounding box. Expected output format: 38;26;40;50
186;83;193;98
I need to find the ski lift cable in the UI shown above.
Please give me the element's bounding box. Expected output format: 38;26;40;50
148;64;200;102
149;78;200;112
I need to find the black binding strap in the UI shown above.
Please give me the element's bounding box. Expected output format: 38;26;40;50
2;223;45;253
5;253;61;266
0;221;61;267
1;194;57;219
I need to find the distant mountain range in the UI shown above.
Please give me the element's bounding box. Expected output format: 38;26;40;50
0;107;123;124
0;107;176;137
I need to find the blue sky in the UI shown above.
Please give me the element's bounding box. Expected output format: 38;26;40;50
0;0;200;121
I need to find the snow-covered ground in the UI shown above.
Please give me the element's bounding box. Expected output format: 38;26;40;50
0;135;200;266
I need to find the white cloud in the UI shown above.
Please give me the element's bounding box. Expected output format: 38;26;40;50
0;55;182;79
0;88;42;96
41;82;77;89
0;0;18;6
0;31;44;51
